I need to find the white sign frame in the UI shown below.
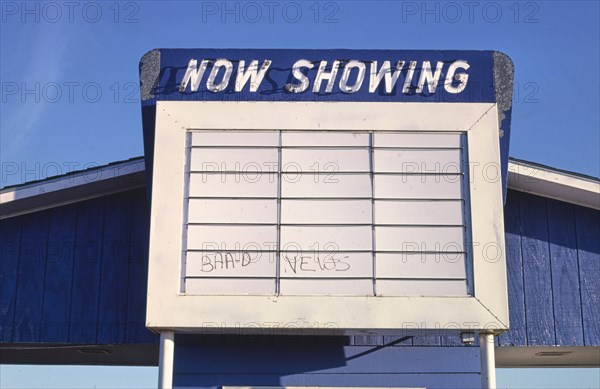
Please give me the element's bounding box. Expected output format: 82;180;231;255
146;101;509;334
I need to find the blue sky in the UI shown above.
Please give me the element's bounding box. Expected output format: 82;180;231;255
1;1;599;388
1;0;599;188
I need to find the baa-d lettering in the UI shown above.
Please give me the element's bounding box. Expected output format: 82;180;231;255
416;61;444;94
224;252;235;269
444;60;470;94
286;59;314;93
206;59;233;92
201;255;214;272
369;60;405;93
180;59;209;92
241;252;252;267
313;60;340;93
214;252;225;269
235;60;272;92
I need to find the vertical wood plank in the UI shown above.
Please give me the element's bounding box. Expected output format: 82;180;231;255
13;211;50;342
383;335;413;346
0;217;21;342
441;335;464;347
125;189;156;344
412;335;442;346
547;198;584;346
40;205;78;342
97;192;132;344
498;190;527;346
69;197;105;343
574;205;600;346
353;335;383;346
519;192;555;346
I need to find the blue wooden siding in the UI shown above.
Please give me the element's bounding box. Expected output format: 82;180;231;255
0;188;157;345
41;204;77;343
497;190;600;347
574;204;600;345
173;335;482;389
1;188;598;349
0;212;21;342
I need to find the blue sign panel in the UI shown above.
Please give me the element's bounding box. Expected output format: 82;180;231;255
140;49;500;104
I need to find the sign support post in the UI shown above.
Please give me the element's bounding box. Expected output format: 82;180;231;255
158;331;175;389
480;333;497;389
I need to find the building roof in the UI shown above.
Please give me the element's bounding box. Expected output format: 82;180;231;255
1;156;598;219
0;157;145;219
508;158;599;210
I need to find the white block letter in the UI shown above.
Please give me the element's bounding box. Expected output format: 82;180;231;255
285;59;314;93
402;61;417;94
313;60;340;93
206;59;233;92
180;59;209;92
339;60;366;93
235;59;272;92
444;60;470;94
369;60;404;93
416;61;444;94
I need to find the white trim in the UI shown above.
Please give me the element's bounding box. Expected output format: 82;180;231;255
0;159;145;219
158;331;175;389
496;346;600;367
480;333;496;389
508;160;600;210
145;101;509;334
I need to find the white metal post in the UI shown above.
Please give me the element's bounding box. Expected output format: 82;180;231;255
480;333;496;389
158;331;175;389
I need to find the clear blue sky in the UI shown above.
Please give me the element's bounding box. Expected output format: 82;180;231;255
1;0;599;188
0;1;599;388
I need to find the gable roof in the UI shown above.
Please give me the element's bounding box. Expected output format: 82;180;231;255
0;157;145;219
508;158;599;210
1;156;598;219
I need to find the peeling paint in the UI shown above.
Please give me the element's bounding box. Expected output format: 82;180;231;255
139;49;161;102
493;51;515;134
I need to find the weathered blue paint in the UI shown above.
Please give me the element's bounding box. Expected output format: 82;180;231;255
412;334;442;346
519;191;556;345
574;205;600;345
13;211;50;342
69;196;105;344
173;335;482;389
0;216;21;342
547;198;584;346
97;194;132;344
352;335;383;346
499;107;513;202
1;188;598;356
124;195;156;344
41;205;77;343
498;192;527;346
0;189;158;346
498;191;600;347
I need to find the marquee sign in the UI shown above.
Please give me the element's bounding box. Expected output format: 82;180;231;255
178;57;472;96
139;49;513;335
141;49;498;102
